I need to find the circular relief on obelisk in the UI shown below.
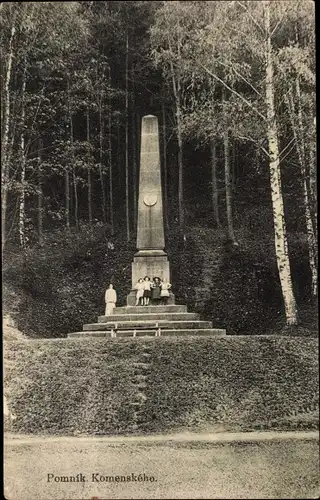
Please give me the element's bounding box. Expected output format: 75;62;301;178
143;194;158;207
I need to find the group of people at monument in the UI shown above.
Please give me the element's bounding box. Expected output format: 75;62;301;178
134;276;172;306
104;277;172;316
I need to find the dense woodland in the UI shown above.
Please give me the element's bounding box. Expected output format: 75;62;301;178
1;1;317;337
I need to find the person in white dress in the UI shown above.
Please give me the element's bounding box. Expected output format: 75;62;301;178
143;276;152;306
105;284;117;315
134;278;144;306
160;278;172;305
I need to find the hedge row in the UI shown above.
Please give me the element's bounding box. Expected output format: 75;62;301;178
5;339;145;435
143;336;319;433
4;336;319;435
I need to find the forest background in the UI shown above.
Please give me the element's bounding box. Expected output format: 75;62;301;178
1;0;317;338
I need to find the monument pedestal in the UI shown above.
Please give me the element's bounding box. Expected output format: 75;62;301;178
132;250;170;285
128;249;175;305
127;247;175;305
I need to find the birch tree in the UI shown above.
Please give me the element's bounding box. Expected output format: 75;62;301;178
264;0;297;324
151;0;312;324
18;62;27;250
285;83;317;297
276;4;316;297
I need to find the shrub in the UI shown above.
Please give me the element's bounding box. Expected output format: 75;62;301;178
3;220;317;337
3;223;135;337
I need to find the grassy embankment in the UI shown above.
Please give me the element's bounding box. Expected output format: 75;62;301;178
4;335;318;436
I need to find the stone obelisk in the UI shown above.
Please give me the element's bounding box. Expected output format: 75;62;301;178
127;115;174;305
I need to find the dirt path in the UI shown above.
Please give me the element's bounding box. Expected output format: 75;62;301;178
5;429;319;445
4;432;319;499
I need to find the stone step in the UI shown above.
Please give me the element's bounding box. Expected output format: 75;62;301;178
68;328;226;338
83;320;212;331
98;312;200;322
113;305;187;314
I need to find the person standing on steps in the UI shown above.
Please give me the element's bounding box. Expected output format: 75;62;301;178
134;278;145;306
105;284;117;315
143;276;152;306
151;277;162;305
160;278;172;305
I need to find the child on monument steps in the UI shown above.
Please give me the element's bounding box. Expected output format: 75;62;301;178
143;276;152;306
151;277;162;305
160;278;172;305
134;278;144;306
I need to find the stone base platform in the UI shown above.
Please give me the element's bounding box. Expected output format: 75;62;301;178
67;305;226;339
68;329;226;338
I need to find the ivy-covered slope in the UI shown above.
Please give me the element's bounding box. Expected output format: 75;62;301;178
4;336;319;435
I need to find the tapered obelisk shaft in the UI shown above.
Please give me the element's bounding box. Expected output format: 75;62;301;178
137;115;165;250
127;115;174;304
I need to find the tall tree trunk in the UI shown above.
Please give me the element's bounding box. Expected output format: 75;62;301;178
136;111;140;230
117;121;121;191
308;119;317;237
175;89;184;233
137;111;141;170
222;88;235;242
87;106;92;226
210;138;220;229
70;122;77;229
232;139;236;192
99;94;107;224
67;78;78;228
65;168;70;230
265;2;297;325
296;81;317;274
1;21;16;255
303;181;317;298
167;13;184;234
286;84;317;297
5;71;18;172
37;138;43;244
19;64;27;250
132;73;137;234
224;129;235;242
108;66;114;235
175;77;184;232
293;26;317;293
161;91;169;231
71;116;78;229
125;30;130;241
